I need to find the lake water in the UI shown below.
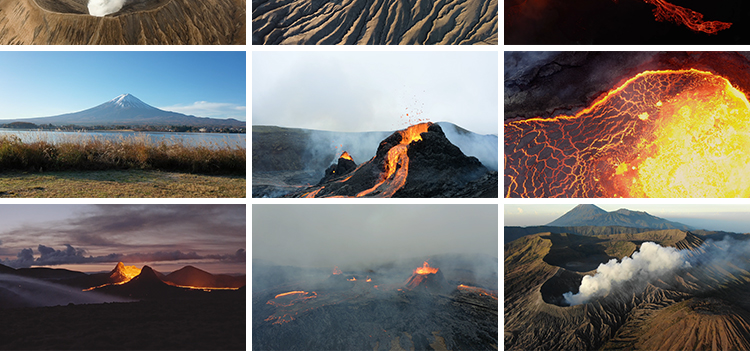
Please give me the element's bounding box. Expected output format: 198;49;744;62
0;129;246;149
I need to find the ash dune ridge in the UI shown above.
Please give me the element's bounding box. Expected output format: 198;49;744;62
252;0;498;44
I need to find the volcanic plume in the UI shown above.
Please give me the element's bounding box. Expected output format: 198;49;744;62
505;52;750;198
287;123;494;198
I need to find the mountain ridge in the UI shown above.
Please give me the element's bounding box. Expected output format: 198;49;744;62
548;204;692;230
10;94;245;128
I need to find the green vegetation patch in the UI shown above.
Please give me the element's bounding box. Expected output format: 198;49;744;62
0;170;245;198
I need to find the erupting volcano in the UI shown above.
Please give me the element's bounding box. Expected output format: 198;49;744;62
404;261;450;292
506;68;750;198
286;123;495;198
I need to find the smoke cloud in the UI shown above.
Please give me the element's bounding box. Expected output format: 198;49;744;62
564;242;690;305
0;274;131;308
88;0;127;16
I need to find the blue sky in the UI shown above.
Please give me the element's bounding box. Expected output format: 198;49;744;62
0;51;246;120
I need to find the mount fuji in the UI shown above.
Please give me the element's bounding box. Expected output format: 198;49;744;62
17;94;244;128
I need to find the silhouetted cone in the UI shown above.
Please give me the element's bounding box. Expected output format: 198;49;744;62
319;155;358;184
163;265;245;288
128;265;164;286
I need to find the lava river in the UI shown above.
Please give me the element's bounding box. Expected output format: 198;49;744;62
505;68;750;198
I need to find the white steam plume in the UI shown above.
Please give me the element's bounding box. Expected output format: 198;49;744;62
88;0;127;17
563;242;690;306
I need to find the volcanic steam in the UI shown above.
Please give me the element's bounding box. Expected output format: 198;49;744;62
506;69;750;198
88;0;127;16
563;242;689;305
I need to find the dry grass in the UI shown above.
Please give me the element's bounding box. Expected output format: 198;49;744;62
0;134;245;175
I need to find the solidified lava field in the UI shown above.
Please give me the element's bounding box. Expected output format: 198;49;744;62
505;51;750;198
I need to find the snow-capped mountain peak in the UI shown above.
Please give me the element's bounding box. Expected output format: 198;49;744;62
109;94;153;109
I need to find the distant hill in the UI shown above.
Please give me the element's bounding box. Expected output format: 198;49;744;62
12;94;244;129
547;204;692;230
163;265;245;288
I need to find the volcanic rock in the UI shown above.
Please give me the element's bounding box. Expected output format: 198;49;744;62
252;0;498;45
318;154;357;185
505;228;750;350
0;0;245;45
284;123;494;198
404;269;450;293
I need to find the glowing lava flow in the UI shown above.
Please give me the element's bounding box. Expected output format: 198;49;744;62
82;262;142;291
415;261;438;275
340;151;353;161
635;0;731;34
457;284;498;300
266;290;317;307
356;122;431;197
332;266;342;275
506;68;750;198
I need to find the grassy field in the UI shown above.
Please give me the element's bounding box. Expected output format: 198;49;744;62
0;170;245;198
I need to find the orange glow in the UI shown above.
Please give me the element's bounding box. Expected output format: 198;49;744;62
332;266;342;275
302;186;324;198
506;69;750;198
340;151;353;161
641;0;731;34
266;290;317;307
366;277;372;282
347;277;357;281
458;284;498;300
356;122;431;197
415;261;438;275
82;262;142;291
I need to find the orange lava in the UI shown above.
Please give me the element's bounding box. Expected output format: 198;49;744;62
356;122;431;197
266;290;317;307
458;284;498;300
415;261;438;275
347;277;357;281
302;186;324;198
506;68;750;198
638;0;731;34
340;151;353;160
332;266;342;275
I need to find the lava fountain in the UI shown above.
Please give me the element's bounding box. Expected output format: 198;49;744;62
506;69;750;198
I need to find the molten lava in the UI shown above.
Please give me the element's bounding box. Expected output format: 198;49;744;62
415;261;439;275
506;68;750;198
347;277;357;281
340;151;353;161
630;0;732;34
332;266;342;275
458;284;498;300
266;290;317;307
356;122;431;197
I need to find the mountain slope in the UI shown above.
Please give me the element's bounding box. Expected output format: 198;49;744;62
163;265;245;288
17;94;244;128
0;0;245;45
548;204;692;230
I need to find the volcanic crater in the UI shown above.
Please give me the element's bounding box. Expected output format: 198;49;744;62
34;0;170;15
505;228;750;350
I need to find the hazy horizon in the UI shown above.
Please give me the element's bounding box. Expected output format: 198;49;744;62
252;51;498;135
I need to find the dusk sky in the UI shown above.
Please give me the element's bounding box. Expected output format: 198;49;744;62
253;204;498;269
252;51;498;135
0;205;245;274
0;51;246;120
505;203;750;233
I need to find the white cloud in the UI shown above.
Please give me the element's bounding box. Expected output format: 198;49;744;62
159;101;246;120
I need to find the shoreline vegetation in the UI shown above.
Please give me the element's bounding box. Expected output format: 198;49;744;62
0;134;245;176
0;122;245;133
